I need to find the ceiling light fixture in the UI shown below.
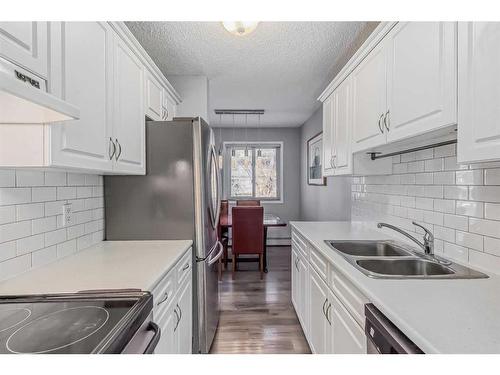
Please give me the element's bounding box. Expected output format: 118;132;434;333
222;22;259;36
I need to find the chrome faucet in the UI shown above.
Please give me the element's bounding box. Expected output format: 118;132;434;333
377;221;434;255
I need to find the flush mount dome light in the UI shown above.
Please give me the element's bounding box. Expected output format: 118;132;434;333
222;22;259;36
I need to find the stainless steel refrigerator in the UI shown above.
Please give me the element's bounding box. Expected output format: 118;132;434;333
104;117;223;354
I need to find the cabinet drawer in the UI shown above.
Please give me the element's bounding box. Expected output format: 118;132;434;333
310;246;328;282
152;270;175;317
292;230;309;259
176;249;192;287
329;266;368;327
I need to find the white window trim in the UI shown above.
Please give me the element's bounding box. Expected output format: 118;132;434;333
223;141;284;204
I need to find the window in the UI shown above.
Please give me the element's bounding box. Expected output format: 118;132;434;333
225;143;282;201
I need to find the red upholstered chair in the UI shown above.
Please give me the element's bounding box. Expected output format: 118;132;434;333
218;200;229;279
236;200;261;206
231;206;264;280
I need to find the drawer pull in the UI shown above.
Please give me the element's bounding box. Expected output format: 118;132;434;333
182;263;190;271
157;291;169;306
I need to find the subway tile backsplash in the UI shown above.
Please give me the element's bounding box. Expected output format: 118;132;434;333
0;170;104;281
352;144;500;275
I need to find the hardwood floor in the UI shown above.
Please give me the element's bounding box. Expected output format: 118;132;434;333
209;246;311;354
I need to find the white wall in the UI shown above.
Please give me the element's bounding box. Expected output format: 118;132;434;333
169;75;209;121
352;144;500;274
0;170;104;281
299;107;351;221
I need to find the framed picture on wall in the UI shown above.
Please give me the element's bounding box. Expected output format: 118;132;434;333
307;132;326;186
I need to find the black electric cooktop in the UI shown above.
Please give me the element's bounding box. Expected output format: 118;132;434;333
0;291;153;354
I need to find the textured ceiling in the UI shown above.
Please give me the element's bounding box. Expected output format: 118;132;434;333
126;22;377;127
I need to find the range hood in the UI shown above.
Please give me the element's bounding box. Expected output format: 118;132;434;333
0;57;79;124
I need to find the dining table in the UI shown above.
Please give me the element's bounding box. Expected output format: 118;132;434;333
219;213;287;273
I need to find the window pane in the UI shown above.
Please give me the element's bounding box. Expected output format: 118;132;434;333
230;148;253;197
255;148;277;198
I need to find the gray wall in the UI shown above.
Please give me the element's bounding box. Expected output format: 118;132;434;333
299;107;351;221
213;127;301;242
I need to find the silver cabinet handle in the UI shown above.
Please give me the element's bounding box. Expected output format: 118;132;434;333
384;110;390;132
165;108;169;120
296;257;300;272
157;291;169;306
109;137;116;160
173;305;180;332
378;113;384;134
322;297;328;317
325;303;332;325
162;108;166;120
332;155;337;168
330;155;334;168
115;139;122;161
182;263;190;271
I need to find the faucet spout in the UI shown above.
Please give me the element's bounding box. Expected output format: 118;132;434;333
377;221;434;255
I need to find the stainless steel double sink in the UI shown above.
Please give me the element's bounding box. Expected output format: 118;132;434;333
325;240;488;279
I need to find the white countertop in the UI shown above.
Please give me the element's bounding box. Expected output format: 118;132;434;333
290;221;500;354
0;240;192;295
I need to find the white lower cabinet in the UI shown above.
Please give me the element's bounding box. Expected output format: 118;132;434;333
152;248;193;354
328;291;366;354
291;230;368;354
291;247;309;336
308;267;330;354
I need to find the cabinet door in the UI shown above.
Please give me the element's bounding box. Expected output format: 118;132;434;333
352;40;388;152
49;22;113;172
458;22;500;163
112;36;146;174
386;22;457;143
308;267;329;354
297;254;309;336
322;94;335;177
154;301;178;354
291;248;299;310
329;291;366;354
163;90;176;121
0;22;48;77
176;275;193;354
145;70;163;121
332;77;353;175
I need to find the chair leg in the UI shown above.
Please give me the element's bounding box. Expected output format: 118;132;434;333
232;254;236;280
259;254;264;280
218;257;222;281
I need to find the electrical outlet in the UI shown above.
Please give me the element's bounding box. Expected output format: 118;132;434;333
63;203;72;227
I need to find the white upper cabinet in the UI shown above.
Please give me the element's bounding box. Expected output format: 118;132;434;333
49;22;114;172
352;39;388;152
112;35;145;174
458;22;500;164
386;22;457;142
145;70;163;121
323;76;353;176
321;22;458;159
0;22;180;174
322;94;335;176
0;22;48;78
331;77;353;175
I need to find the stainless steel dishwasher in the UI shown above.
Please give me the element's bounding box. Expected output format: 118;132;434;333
365;304;423;354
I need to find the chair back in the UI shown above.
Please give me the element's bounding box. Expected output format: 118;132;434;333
220;200;229;217
232;206;264;255
236;200;261;206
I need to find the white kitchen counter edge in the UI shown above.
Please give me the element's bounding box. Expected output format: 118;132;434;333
0;240;193;295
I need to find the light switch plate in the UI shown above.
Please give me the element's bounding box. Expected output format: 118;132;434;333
63;203;72;226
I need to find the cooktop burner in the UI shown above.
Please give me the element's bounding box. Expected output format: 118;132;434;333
0;292;153;354
6;306;110;354
0;308;31;333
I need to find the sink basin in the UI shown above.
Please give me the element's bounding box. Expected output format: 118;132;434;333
326;241;411;257
356;258;455;277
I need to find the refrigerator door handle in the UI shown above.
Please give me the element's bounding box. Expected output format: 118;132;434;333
196;241;218;263
207;240;224;266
